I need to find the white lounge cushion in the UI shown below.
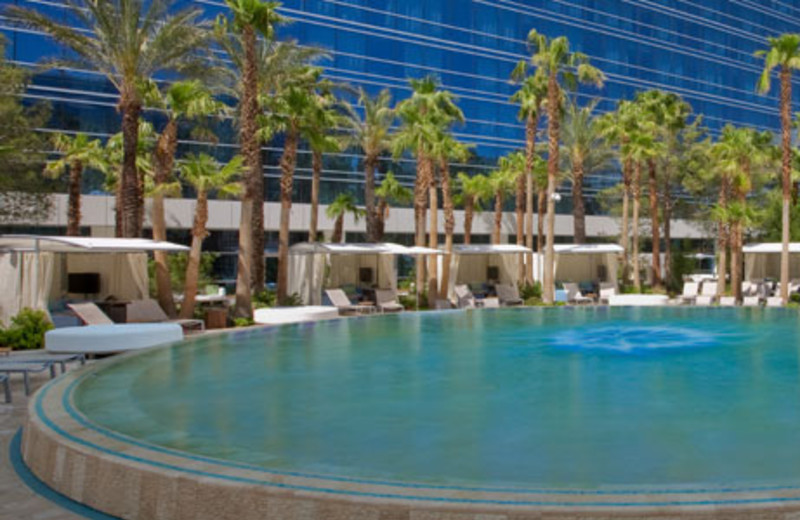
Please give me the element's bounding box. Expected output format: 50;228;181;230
46;324;183;354
608;294;669;307
253;306;339;325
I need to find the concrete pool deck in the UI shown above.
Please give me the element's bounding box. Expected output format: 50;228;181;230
20;342;800;520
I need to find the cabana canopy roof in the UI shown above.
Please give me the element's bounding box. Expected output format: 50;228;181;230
743;243;800;254
554;243;624;254
289;242;440;255
0;235;189;253
451;244;532;255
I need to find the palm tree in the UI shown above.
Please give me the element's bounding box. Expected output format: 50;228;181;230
374;172;413;240
327;193;366;243
143;79;222;317
622;127;662;292
269;65;325;303
11;0;209;238
712;126;772;302
394;76;464;301
458;173;491;245
511;64;549;283
177;154;243;319
489;160;517;245
598;100;638;282
560;99;613;244
524;29;604;302
215;0;286;316
431;135;472;298
345;89;395;242
43;133;106;236
756;34;800;304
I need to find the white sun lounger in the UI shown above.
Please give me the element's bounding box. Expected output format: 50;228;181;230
374;289;404;313
680;282;699;304
695;281;718;306
496;284;524;306
325;289;375;315
454;285;477;308
0;374;9;403
563;283;593;304
599;283;617;304
0;362;57;395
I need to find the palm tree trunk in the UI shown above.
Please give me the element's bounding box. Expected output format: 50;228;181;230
781;66;792;304
251;147;265;291
414;154;431;301
572;157;586;244
543;71;559;304
632;162;642;291
180;191;208;320
493;190;504;245
621;156;632;284
440;159;455;299
365;155;378;242
310;150;322;242
516;168;526;282
524;112;538;284
662;170;673;287
537;189;545;253
428;171;439;308
233;24;259;318
732;163;750;303
717;174;729;299
152;119;178;318
331;215;344;243
376;199;387;241
277;126;298;304
464;196;474;245
118;90;142;238
648;159;661;289
66;160;83;236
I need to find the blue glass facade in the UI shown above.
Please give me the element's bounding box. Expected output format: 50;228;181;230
1;0;796;208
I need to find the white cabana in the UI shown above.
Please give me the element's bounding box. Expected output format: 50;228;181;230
0;235;189;326
288;242;440;305
446;244;532;299
743;243;800;281
554;243;624;287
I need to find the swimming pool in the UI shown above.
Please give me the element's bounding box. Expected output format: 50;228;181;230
24;307;800;518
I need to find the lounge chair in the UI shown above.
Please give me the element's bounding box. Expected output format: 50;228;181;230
563;283;592;304
374;289;404;313
0;361;57;395
435;299;454;310
695;281;718;305
599;282;616;304
719;296;736;306
742;296;761;307
0;374;9;403
481;297;500;308
127;299;205;332
680;282;699;304
67;302;114;325
766;297;784;307
325;289;375;315
496;284;524;306
454;285;477;308
1;353;86;374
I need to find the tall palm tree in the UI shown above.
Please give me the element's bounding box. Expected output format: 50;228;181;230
489;159;517;245
560;99;613;244
712;126;772;302
327;193;365;243
622;128;662;292
524;29;604;302
345;89;395;242
374;172;413;240
215;0;286;317
394;76;464;301
177;154;242;319
143;79;223;317
458;173;492;245
598;100;638;282
11;0;209;238
756;34;800;304
431;134;472;298
511;65;549;283
44;133;106;236
269;65;325;303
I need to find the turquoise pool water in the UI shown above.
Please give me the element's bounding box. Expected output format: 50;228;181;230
73;307;800;490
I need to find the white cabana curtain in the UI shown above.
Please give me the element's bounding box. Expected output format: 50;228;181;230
743;253;800;281
0;252;22;326
19;252;54;321
554;253;618;285
288;253;327;305
66;253;148;301
327;254;396;290
446;254;461;299
499;254;518;284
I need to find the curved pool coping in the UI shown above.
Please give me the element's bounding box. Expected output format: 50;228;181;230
21;310;800;519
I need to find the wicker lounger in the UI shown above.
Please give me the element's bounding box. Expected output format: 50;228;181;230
0;362;57;395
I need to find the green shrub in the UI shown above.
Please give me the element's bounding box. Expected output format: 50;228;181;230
791;293;800;305
519;281;542;300
279;293;303;307
233;317;254;327
3;308;53;350
254;289;277;309
148;252;218;295
524;296;543;306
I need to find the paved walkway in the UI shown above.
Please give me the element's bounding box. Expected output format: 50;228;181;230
0;363;84;520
